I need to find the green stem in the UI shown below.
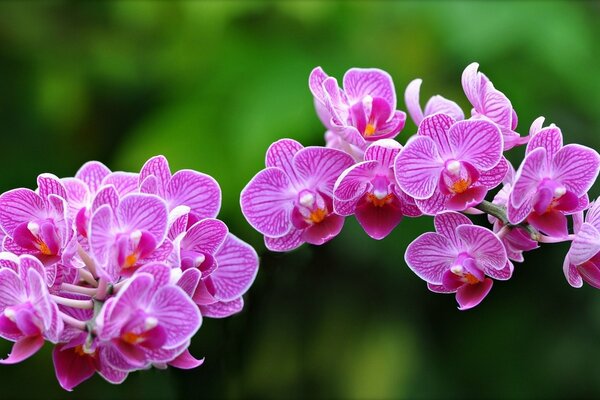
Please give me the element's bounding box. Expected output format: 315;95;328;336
475;200;540;241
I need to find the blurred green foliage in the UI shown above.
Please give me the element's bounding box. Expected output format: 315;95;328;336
0;1;599;399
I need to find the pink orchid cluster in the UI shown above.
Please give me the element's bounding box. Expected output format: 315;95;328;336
241;62;600;310
0;156;258;390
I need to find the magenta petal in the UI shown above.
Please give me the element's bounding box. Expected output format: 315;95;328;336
89;205;115;267
373;110;406;139
394;136;443;200
52;343;96;391
169;348;204;370
481;86;513;129
404;79;424;126
211;234;259;301
456;278;493;310
448;119;503;171
0;335;45;364
150;286;201;348
240;167;295;237
478;157;508;189
441;270;464;291
37;174;67;201
433;211;472;245
76;161;111;194
302;214;344;245
264;229;304;252
177;268;201;298
181;218;228;256
552;144;600;197
266;139;304;183
117;194;168;243
343;68;396;110
364;139;402;167
293;147;355;193
0;267;25;310
308;66;330;105
415;191;448;216
102;172;139;196
404;232;457;284
92;185;119;213
417;113;455;158
445;185;487;211
200;297;244;318
139;156;171;197
461;62;483;111
563;257;583;288
511;147;547;208
167;170;221;219
423;96;464;122
355;196;403;240
527;210;568;238
526;126;563;159
456;225;507;271
568;223;600;265
334;161;378;202
577;261;600;289
486;260;514;281
0;189;46;235
507;195;533;225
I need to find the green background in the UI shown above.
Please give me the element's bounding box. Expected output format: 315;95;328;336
1;1;599;399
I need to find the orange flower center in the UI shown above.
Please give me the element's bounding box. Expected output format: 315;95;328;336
308;208;327;224
367;193;393;207
121;332;145;345
364;123;376;137
451;179;470;194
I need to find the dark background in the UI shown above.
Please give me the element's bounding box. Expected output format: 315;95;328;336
1;1;599;399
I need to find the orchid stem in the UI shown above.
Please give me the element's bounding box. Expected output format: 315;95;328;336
50;295;94;309
78;268;98;287
77;244;98;278
475;200;540;241
59;311;87;330
60;283;97;296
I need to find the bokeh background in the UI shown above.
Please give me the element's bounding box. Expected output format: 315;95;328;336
1;1;599;399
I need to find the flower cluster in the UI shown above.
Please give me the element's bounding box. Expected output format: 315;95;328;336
0;156;259;390
241;63;600;309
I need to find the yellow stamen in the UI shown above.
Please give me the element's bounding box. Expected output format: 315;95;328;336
121;332;145;345
451;179;470;194
308;208;327;224
367;193;393;207
123;254;138;269
37;241;52;256
364;123;376;137
464;273;480;285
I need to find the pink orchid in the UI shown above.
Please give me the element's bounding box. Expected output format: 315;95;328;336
89;193;171;282
241;139;354;251
394;113;506;214
405;211;510;310
95;263;201;372
508;123;599;238
0;258;63;363
309;67;406;155
333;139;421;239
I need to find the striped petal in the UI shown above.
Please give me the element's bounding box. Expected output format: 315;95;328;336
394;136;443;200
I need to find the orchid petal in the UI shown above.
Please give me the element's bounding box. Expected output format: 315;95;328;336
478;157;508;189
394;136;443;200
0;189;46;235
355;196;403;240
37;174;67;201
308;66;329;105
293;147;355;193
76;161;111;194
405;232;457;284
139;156;171;198
404;79;424;126
343;68;396;110
211;234;259;301
448;119;503;171
433;211;472;246
364;139;402;167
150;285;201;348
552;144;600;197
240;167;295;238
302;214;344;245
527;210;568;238
568;223;600;265
333;161;378;202
511;147;547;208
526;126;563;159
417;113;455;158
0;335;45;364
200;297;244;319
52;343;96;391
563;257;583;288
117;194;168;243
423;96;464;122
181;219;228;256
167;170;221;219
102;172;139;196
266;139;304;183
456;278;493;310
456;225;507;271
